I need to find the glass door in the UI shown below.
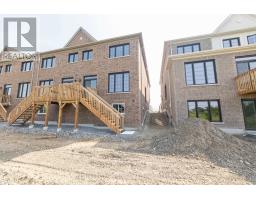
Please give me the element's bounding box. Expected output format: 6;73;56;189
242;100;256;130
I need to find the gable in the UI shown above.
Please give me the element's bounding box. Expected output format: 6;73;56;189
214;14;256;33
65;27;97;47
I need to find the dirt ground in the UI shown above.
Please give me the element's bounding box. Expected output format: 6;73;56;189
0;120;256;184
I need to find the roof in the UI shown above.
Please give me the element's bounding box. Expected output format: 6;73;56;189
64;27;97;47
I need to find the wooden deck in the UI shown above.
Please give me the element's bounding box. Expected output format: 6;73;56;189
235;68;256;95
8;83;124;133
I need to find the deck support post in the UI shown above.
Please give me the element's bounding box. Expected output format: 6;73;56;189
73;101;79;130
44;102;50;129
31;103;36;127
58;101;63;130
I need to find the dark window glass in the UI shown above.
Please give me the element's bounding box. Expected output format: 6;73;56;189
223;38;240;48
62;77;74;84
109;44;130;58
248;34;256;44
3;84;12;95
40;79;53;86
188;101;196;118
210;101;221;122
42;57;55;69
83;50;93;61
21;61;32;72
5;64;12;72
17;82;31;98
185;63;194;85
242;100;256;130
236;59;256;75
68;53;78;63
113;103;125;113
108;72;130;93
84;75;97;89
185;60;217;85
0;66;3;74
187;100;222;122
177;43;201;54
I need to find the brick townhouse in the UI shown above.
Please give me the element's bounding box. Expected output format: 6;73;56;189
160;14;256;132
0;27;150;130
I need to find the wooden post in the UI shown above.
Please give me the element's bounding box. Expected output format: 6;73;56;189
44;102;49;128
73;101;79;130
57;101;63;130
31;103;36;126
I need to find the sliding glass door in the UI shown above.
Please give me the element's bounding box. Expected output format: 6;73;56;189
242;100;256;130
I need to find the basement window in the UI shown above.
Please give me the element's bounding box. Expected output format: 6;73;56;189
187;100;222;122
112;103;125;114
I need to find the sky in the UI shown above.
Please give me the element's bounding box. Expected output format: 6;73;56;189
0;14;228;110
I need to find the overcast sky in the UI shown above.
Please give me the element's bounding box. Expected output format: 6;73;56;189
0;14;228;110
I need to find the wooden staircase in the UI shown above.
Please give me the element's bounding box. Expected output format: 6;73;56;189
0;103;7;122
8;83;124;133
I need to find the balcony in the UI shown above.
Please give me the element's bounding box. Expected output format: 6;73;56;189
235;68;256;95
0;95;11;106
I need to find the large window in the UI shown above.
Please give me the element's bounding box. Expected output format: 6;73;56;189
185;60;217;85
3;84;12;95
177;43;200;54
62;77;74;84
187;100;222;122
5;64;12;72
223;38;240;48
17;82;31;98
39;79;53;86
108;72;130;93
82;50;93;61
247;34;256;45
236;56;256;75
84;75;97;89
109;44;129;58
42;57;55;69
21;61;32;72
68;52;78;63
112;103;125;114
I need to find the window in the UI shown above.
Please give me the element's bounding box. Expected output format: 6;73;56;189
145;87;147;102
68;52;78;63
113;103;125;113
109;44;129;58
177;43;200;54
3;84;12;95
187;100;222;122
82;50;93;61
236;56;256;75
0;66;3;74
185;60;217;85
62;77;74;84
223;38;240;48
39;79;53;86
42;57;55;69
5;64;12;72
247;34;256;45
84;75;97;89
17;82;31;98
108;72;130;93
21;61;32;72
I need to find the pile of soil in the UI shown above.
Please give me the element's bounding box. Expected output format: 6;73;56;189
151;119;256;182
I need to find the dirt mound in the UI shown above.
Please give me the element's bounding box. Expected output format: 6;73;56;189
151;119;256;182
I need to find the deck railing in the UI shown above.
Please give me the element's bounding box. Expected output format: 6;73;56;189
0;95;11;106
235;68;256;95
